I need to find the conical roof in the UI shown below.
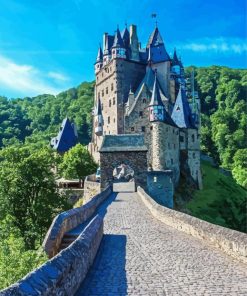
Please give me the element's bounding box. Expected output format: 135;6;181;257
96;46;103;62
95;97;102;116
50;117;78;153
172;48;180;65
113;28;125;48
121;27;130;47
171;86;195;128
149;72;164;107
147;27;164;47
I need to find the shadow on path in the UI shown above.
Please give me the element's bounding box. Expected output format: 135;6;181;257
75;234;127;296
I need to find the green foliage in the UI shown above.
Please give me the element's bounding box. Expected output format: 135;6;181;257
187;161;247;232
232;149;247;189
0;146;70;249
186;66;247;186
59;143;97;180
0;216;47;290
0;81;94;149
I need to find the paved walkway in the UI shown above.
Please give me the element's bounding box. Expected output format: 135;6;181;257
76;192;247;296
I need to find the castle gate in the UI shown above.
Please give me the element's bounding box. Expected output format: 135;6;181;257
99;134;148;189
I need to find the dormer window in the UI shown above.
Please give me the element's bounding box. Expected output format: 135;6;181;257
143;99;147;104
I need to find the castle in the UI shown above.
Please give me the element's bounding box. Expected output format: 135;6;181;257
88;24;202;195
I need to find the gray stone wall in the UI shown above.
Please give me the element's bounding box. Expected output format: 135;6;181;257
0;215;103;296
43;186;112;258
147;170;174;208
100;151;147;188
151;122;180;184
83;175;101;204
138;187;247;264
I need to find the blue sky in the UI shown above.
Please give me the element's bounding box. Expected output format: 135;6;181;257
0;0;246;98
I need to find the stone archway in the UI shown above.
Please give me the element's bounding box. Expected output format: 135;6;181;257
99;135;148;189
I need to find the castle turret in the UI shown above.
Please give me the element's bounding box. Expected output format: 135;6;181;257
146;26;171;96
103;33;114;65
129;24;140;61
94;97;103;136
111;28;126;59
171;48;181;75
148;72;165;122
95;46;103;74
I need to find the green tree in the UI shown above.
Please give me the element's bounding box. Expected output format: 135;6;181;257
59;144;97;180
0;146;70;249
232;149;247;189
0;215;47;290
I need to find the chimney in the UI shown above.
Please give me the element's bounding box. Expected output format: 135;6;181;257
129;25;140;61
103;33;108;54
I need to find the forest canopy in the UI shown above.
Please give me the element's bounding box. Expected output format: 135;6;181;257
0;66;246;188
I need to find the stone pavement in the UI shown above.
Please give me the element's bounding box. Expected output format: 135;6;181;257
76;192;247;296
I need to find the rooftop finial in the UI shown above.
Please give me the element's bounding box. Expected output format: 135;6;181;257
151;13;158;28
125;20;127;28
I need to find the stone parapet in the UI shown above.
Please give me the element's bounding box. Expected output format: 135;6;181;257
43;186;112;258
137;186;247;263
0;215;103;296
83;175;101;204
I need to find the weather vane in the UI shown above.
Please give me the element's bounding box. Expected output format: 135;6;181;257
151;13;158;27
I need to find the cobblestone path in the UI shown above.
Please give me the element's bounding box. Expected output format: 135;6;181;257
76;192;247;296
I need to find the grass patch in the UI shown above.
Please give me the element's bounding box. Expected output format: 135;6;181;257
186;160;247;232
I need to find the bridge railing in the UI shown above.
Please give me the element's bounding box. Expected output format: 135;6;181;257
0;214;103;296
138;186;247;264
43;185;112;258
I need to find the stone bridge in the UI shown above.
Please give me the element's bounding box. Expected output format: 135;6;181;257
1;185;247;296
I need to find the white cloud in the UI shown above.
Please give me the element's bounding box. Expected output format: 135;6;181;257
0;54;66;97
178;38;247;54
48;71;70;82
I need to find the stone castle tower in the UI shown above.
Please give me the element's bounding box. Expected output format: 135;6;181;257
88;24;202;189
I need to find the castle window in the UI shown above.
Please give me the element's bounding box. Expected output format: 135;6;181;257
131;127;134;131
109;100;111;107
180;136;184;142
113;118;115;123
112;50;115;54
150;126;153;131
101;103;104;110
98;92;100;99
171;158;173;165
192;134;195;142
102;90;104;97
108;117;110;124
143;99;146;104
139;111;143;118
110;67;112;72
141;126;145;132
193;153;196;159
111;83;114;91
106;87;108;94
117;49;119;54
113;97;116;105
173;129;175;134
154;176;157;182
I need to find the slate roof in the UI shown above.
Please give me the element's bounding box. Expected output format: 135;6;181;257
50;118;78;153
171;86;195;128
149;72;164;107
99;134;148;152
96;46;103;62
172;48;179;65
147;27;164;47
121;27;130;47
95;97;102;116
112;28;125;48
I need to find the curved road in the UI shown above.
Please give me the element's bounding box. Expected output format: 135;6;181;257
76;192;247;296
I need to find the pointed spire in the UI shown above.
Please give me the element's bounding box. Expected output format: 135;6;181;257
147;26;164;48
96;45;103;62
172;48;179;65
113;28;125;48
171;85;194;128
95;97;102;116
149;71;164;107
